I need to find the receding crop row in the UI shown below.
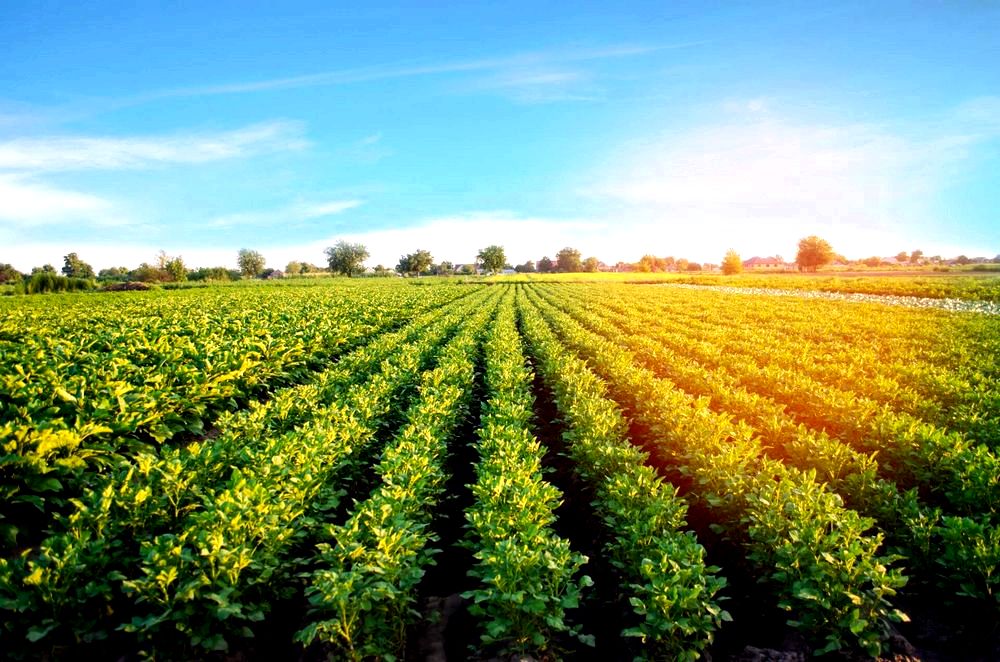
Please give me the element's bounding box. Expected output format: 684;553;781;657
0;286;494;656
516;287;728;660
533;284;1000;605
296;290;500;659
462;292;591;655
1;280;995;659
547;284;1000;517
523;286;908;656
606;283;1000;444
0;283;473;550
1;286;488;565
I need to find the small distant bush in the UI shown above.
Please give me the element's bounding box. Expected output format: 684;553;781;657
103;282;152;292
189;266;239;281
161;281;208;290
25;272;95;294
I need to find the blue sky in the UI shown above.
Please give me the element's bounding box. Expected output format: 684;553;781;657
1;1;998;271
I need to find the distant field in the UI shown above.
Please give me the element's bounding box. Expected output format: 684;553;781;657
484;270;1000;302
1;280;998;660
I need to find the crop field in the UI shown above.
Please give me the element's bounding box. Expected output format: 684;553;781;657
1;280;998;660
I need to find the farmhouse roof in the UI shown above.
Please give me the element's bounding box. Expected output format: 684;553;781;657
742;256;782;265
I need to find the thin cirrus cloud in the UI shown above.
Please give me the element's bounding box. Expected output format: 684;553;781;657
0;121;308;173
460;68;601;103
130;43;699;102
207;199;364;228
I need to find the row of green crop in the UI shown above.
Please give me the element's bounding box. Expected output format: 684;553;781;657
576;286;965;422
488;272;1000;302
533;285;1000;605
0;287;495;657
522;286;907;656
550;285;1000;519
0;284;473;550
635;280;998;373
515;287;729;660
666;274;1000;302
591;282;996;402
2;280;993;658
570;283;1000;447
296;290;499;659
462;292;591;655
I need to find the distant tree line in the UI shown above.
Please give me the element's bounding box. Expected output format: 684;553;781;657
5;238;998;296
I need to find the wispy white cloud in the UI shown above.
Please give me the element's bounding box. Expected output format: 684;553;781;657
463;68;600;103
207;199;363;228
0;174;130;227
583;97;1000;259
722;97;770;114
950;95;1000;137
0;121;314;240
112;42;697;108
0;121;307;173
336;132;393;164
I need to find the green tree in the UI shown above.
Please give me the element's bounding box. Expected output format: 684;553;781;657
477;245;506;274
433;261;454;275
189;266;234;281
130;262;166;283
396;249;434;276
62;253;95;279
537;256;554;273
796;236;835;272
556;247;582;273
909;249;923;264
31;264;57;276
97;266;129;282
895;251;909;264
676;258;690;271
325;241;369;277
0;263;23;283
153;251;187;282
237;249;266;278
515;260;536;273
285;260;304;275
582;256;600;272
721;249;743;275
164;256;187;282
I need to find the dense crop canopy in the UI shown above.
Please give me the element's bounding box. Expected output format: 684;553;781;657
0;278;996;659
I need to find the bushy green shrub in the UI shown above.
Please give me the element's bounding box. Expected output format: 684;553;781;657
25;272;95;294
